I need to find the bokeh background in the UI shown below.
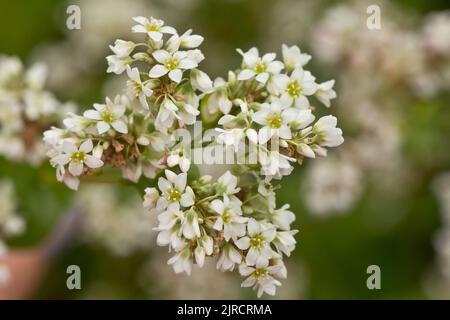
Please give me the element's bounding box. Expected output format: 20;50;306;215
1;0;450;299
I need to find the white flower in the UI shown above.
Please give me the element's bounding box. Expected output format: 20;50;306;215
235;218;276;266
190;69;213;92
179;29;204;49
126;65;153;109
269;204;295;231
177;101;200;126
143;187;159;211
312;115;344;147
50;139;104;176
282;44;312;71
155;98;177;133
149;50;198;83
215;128;246;150
106;54;133;74
216;243;242;272
315;80;336;107
167;152;191;172
212;194;247;241
83;96;128;134
259;149;294;179
216;171;240;195
180;208;201;240
277;68;318;109
273;230;297;256
63;112;89;132
157;170;195;210
132;16;176;42
167;247;192;275
252;101;297;144
237;47;284;84
239;260;282;298
109;39;136;58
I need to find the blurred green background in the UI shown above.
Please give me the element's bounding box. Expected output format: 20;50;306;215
1;0;450;299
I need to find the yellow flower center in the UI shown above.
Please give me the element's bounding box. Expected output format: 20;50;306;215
254;268;268;277
265;113;282;129
254;61;266;74
222;209;231;223
101;111;115;123
250;234;264;249
167;188;181;203
70;151;86;163
287;80;303;97
165;58;179;71
147;25;159;32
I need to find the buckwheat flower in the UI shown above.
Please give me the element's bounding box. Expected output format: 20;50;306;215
212;194;248;241
217;243;242;272
132;16;176;42
168;247;192;275
157;170;195;210
235;218;276;266
312;115;344;147
143;187;159;211
277;68;318;109
23;90;59;120
201;234;214;256
288;108;315;131
63;112;90;132
258;181;276;211
51;139;104;176
194;245;206;267
109;39;136;58
186;49;205;65
177;102;200;126
215;128;246;150
269;204;295;231
155;98;178;134
180;29;204;49
167;152;191;172
281;44;312;72
237;47;284;84
157;204;183;230
156;224;186;252
216;171;240;195
239;260;282;297
83;97;128;134
106;54;133;74
252;101;297;144
149;50;198;83
315;80;336;108
273;230;298;256
126;66;153;109
181;208;201;239
259;150;295;179
190;69;213;92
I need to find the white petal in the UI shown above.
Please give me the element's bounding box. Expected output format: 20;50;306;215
111;120;128;133
79;139;93;153
152;50;171;63
237;69;256;80
68;161;83;176
149;65;169;78
97;121;110;134
85;155;104;169
168;69;182;83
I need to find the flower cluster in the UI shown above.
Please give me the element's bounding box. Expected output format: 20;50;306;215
145;170;297;297
0;56;74;165
44;16;210;189
0;179;25;284
44;16;343;297
211;44;343;180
